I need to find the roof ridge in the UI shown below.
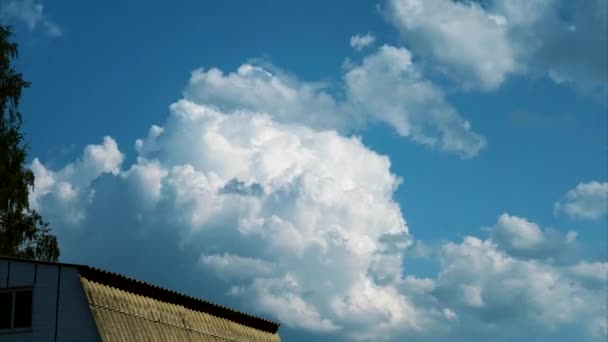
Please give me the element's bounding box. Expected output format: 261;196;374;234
78;265;280;333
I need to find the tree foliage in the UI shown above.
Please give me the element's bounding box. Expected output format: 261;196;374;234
0;26;59;261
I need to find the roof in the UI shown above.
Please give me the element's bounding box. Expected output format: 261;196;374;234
81;277;280;341
0;256;281;341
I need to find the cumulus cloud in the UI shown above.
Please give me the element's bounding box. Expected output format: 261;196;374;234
27;64;602;341
345;45;486;158
30;121;606;341
385;0;516;90
567;262;608;289
199;253;277;281
183;49;486;158
554;181;608;220
0;0;62;37
183;64;356;133
231;275;342;333
383;0;608;90
350;33;376;51
31;98;424;339
434;235;607;341
29;136;123;225
489;213;578;261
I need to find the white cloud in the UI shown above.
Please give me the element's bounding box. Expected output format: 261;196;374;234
434;234;607;341
567;262;608;289
30;132;608;342
460;283;484;307
491;0;607;87
234;276;342;333
29;136;123;225
0;0;62;37
32;98;420;339
345;45;486;158
183;49;486;158
331;276;426;340
199;253;277;280
27;65;603;341
183;64;356;133
554;181;608;220
442;308;457;321
350;33;376;51
384;0;608;90
489;213;578;260
384;0;516;90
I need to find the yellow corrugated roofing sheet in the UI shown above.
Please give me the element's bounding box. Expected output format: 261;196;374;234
81;277;281;342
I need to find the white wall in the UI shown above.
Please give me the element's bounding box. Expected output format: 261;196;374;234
0;258;101;342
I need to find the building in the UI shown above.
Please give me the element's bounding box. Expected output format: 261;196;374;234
0;256;281;341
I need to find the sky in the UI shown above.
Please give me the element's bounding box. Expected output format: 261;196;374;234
1;0;607;341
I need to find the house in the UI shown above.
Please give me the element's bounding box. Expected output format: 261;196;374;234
0;256;281;341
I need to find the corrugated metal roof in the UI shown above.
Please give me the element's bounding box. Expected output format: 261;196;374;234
77;265;279;334
81;277;281;342
0;256;280;339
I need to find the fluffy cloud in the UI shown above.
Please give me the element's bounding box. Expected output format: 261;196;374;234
567;262;608;289
0;0;62;37
554;181;608;220
489;213;578;261
183;64;356;133
345;45;486;158
491;0;608;87
32;98;424;339
183;49;486;158
232;275;341;333
384;0;608;90
199;253;277;281
28;64;602;341
434;235;607;341
385;0;516;90
30;125;606;341
29;136;123;225
350;33;376;51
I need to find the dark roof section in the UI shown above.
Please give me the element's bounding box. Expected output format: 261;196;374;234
0;256;280;334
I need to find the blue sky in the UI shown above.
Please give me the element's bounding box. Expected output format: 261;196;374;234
2;0;607;341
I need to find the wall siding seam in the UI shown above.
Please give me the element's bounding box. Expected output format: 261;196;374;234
54;265;61;342
6;260;11;287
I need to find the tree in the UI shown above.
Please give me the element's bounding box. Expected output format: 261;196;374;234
0;26;59;261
